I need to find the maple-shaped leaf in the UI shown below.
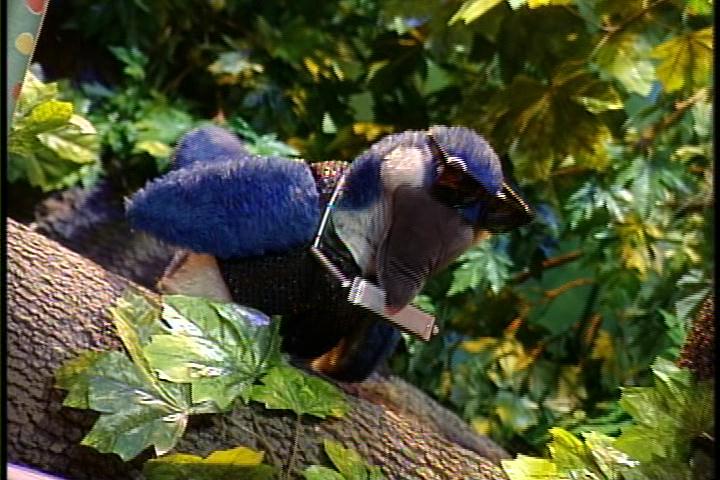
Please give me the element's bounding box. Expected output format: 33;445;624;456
55;350;104;409
143;295;281;411
501;455;560;480
143;446;276;480
78;351;195;461
303;440;385;480
595;33;656;96
651;27;713;92
249;365;349;419
449;0;504;25
484;64;620;180
448;240;513;296
615;358;714;466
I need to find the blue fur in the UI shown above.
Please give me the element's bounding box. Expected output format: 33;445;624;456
172;125;249;170
127;156;320;258
339;127;502;210
428;125;503;194
338;130;428;209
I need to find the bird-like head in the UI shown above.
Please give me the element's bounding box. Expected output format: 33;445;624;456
330;125;533;313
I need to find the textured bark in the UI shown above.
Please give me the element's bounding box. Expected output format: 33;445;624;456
7;219;509;480
677;294;715;380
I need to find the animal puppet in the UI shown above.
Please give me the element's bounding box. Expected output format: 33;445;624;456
126;124;533;381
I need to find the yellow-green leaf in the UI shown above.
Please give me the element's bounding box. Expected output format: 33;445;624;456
143;446;275;480
449;0;504;25
27;100;74;131
651;27;713;92
502;455;561;480
596;34;655;96
134;140;173;159
528;0;572;6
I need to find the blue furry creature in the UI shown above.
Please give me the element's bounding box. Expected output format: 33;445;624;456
126;124;533;381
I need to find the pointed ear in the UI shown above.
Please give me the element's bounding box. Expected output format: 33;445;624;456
484;181;534;233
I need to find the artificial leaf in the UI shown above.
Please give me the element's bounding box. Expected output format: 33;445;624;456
249;365;349;419
322;112;337;134
484;66;617;180
9;72;100;191
302;466;346;480
134;140;172;159
208;51;264;85
685;0;713;15
323;439;369;479
134;104;195;147
651;27;713;92
494;391;539;432
79;351;193;460
615;358;715;465
143;446;275;480
449;0;503;25
595;33;655;96
55;350;104;409
528;0;572;6
502;455;560;480
448;240;512;296
546;428;593;472
583;431;640;479
143;295;280;410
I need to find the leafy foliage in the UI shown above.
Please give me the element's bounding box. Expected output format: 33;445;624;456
55;292;347;461
143;446;276;480
249;366;349;419
143;296;281;410
303;440;385;480
9;71;100;191
501;359;714;479
40;0;714;458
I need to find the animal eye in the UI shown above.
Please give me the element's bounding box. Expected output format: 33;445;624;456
431;167;482;208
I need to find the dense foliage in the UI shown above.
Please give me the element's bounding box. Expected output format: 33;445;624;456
22;0;713;462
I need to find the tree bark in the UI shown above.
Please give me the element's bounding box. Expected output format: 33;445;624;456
6;219;509;480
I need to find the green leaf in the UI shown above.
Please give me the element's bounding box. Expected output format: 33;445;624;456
685;0;713;15
134;104;195;147
528;0;572;6
502;455;561;480
79;351;192;461
55;350;105;409
595;33;655;96
8;72;100;191
134;140;172;159
448;240;512;296
302;466;346;480
484;66;616;180
208;51;264;85
303;440;385;480
615;358;715;465
110;46;148;80
249;365;349;419
322;112;337;134
494;391;539;433
547;428;592;472
423;59;452;95
449;0;504;25
143;295;280;410
349;92;375;122
324;439;369;479
26;100;74;131
36;115;100;164
144;446;276;480
651;27;713;92
583;431;640;478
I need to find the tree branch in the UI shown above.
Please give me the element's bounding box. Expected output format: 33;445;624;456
6;219;509;479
